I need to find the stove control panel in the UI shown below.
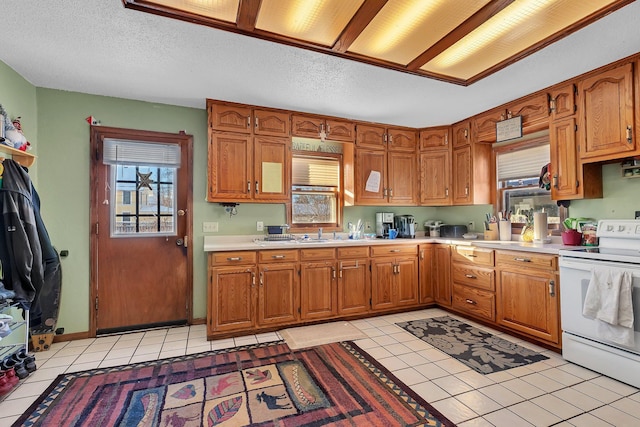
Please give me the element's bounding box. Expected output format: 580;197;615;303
597;220;640;238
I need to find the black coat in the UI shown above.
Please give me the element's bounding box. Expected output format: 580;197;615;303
0;159;43;306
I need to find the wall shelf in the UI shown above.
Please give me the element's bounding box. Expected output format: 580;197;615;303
0;144;36;167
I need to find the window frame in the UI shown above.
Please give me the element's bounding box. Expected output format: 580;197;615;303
286;150;344;233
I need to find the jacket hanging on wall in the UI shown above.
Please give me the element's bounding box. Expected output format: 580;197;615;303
0;159;44;307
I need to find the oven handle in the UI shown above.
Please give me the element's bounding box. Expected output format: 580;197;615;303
560;258;640;277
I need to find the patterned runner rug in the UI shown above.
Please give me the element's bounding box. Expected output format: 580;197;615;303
15;341;455;426
397;316;549;375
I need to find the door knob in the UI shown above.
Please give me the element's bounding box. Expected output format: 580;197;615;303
176;238;184;246
177;209;186;216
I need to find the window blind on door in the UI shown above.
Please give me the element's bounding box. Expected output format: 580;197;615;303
103;139;181;167
497;144;549;181
292;156;340;187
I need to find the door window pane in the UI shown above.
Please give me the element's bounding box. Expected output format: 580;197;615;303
111;165;177;237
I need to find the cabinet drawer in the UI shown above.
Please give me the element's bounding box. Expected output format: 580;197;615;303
452;284;495;321
370;245;418;257
258;249;299;263
210;251;256;265
337;246;369;259
496;250;557;270
452;246;494;266
452;263;494;291
300;248;335;261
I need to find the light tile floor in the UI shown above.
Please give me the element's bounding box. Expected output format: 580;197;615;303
1;308;639;426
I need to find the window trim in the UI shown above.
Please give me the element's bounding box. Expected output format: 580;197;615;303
286;150;344;233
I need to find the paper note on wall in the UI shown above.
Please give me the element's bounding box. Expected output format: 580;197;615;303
365;170;381;193
261;162;283;193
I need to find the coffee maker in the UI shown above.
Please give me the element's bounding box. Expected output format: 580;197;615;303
375;212;394;238
394;215;416;238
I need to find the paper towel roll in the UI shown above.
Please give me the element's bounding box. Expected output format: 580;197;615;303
533;212;548;241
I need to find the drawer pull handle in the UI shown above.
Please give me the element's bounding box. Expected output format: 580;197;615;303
549;280;556;296
465;274;477;279
465;299;477;305
514;257;531;262
272;255;286;259
466;254;477;258
390;249;401;253
227;257;242;261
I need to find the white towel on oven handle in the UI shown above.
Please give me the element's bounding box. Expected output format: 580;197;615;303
583;267;634;347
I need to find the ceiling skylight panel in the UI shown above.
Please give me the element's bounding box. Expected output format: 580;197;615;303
149;0;239;22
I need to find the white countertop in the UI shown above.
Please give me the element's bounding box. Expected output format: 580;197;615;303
204;234;575;255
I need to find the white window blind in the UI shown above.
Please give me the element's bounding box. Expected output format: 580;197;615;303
292;156;340;187
103;139;181;167
497;144;549;181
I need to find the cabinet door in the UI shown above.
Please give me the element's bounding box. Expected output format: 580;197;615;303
452;146;471;205
253;136;290;201
451;121;471;148
355;149;387;205
579;63;635;161
300;261;337;319
258;264;299;326
496;268;559;344
433;245;451;306
396;257;419;307
208;131;252;201
387;151;418;205
209;267;255;333
337;259;370;315
419;127;449;150
387;128;417;152
420;150;450;206
474;108;505;143
549;84;576;121
550;118;580;200
326;118;355;142
209;103;252;133
254;109;290;136
292;114;323;139
507;92;550;134
370;258;395;311
356;124;386;149
419;245;434;304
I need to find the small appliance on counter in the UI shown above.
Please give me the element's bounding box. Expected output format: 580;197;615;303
394;215;416;238
439;224;468;238
424;220;442;237
376;212;394;238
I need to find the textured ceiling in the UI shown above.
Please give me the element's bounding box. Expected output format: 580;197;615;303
1;0;639;127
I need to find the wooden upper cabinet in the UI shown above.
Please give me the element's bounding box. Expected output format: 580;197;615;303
420;149;450;206
355;148;386;205
292;114;355;142
419;126;450;150
387;151;418;205
253;136;291;201
254;108;290;136
452;142;491;206
356;124;386;149
473;108;504;143
208;100;290;136
208;130;253;201
549;84;576;121
387;127;417;152
506;92;550;134
578;63;636;162
355;148;417;206
451;121;471;148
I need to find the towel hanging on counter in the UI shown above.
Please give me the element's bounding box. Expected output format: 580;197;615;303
583;267;634;347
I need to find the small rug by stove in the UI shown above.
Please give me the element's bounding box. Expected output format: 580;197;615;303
15;340;455;426
397;316;548;375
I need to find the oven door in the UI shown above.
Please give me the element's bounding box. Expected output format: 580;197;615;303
559;257;640;354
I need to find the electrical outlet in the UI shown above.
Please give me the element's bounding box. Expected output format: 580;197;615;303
257;221;264;231
203;222;218;233
468;221;475;231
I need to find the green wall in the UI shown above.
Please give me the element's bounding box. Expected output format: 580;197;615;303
3;60;640;336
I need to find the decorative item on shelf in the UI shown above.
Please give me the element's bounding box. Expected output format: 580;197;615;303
86;116;101;126
220;202;238;217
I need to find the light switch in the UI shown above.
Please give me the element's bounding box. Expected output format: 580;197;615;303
257;221;264;231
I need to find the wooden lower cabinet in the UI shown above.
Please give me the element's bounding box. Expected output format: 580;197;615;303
433;244;452;306
337;247;370;316
450;245;495;321
419;245;434;304
258;263;299;327
370;245;419;311
300;260;337;320
452;284;495;321
209;266;256;333
495;250;560;347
